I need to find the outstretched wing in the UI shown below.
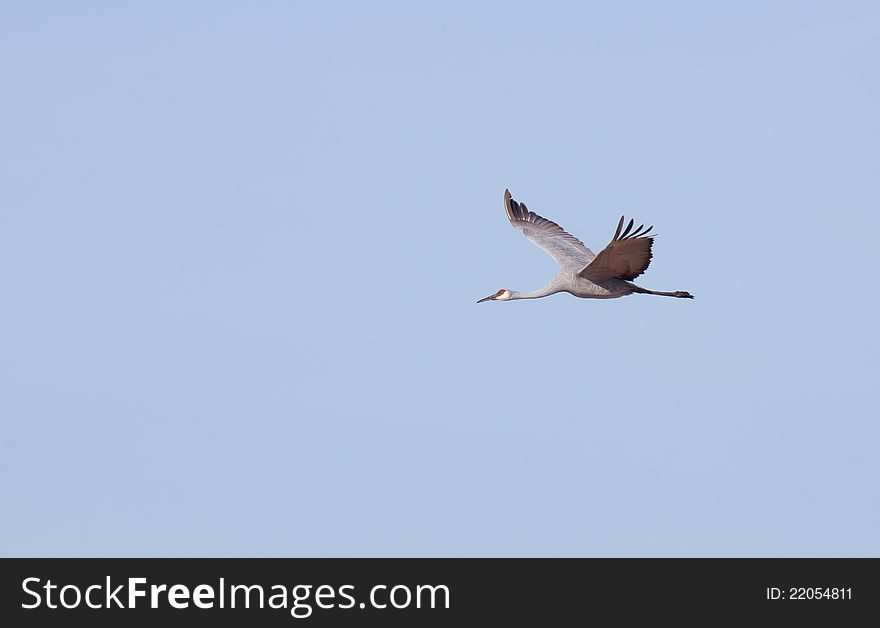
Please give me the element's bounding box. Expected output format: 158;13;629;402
504;189;595;268
578;216;654;281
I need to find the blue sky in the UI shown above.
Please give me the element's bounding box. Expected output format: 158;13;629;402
1;2;878;556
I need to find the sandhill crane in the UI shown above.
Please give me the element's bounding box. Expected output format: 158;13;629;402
478;189;693;303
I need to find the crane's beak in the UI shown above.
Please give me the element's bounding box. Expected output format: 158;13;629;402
476;294;495;303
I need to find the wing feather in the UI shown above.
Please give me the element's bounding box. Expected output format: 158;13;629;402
578;215;655;281
504;189;594;268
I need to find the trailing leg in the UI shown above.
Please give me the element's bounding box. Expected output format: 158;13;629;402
633;286;694;299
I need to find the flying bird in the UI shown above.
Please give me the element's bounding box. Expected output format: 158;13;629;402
478;189;693;303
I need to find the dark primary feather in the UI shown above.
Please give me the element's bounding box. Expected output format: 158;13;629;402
578;215;655;281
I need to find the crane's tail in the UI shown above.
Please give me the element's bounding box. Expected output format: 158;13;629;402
633;287;694;299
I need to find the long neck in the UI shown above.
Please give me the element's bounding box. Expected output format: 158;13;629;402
510;284;560;300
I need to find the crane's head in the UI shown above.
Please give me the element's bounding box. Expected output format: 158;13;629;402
477;289;512;303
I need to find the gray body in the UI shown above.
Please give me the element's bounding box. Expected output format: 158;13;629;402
516;269;641;301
